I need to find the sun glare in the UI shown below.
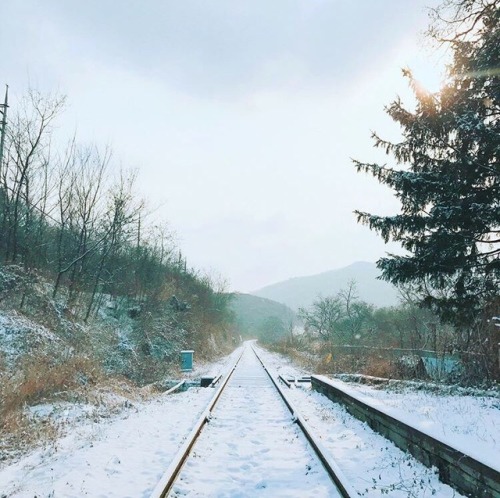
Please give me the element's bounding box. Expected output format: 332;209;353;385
412;64;445;94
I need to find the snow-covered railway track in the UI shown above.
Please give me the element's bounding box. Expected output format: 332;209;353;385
151;344;355;497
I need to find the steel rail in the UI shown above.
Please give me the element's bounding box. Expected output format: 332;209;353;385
151;343;356;498
149;347;245;498
251;344;357;498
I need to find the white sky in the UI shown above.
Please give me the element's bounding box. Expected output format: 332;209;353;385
1;0;445;292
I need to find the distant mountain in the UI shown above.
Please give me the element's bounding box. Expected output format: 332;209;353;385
229;293;296;336
251;262;400;310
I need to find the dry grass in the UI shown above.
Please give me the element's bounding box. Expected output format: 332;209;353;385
0;357;150;466
1;354;102;462
266;340;320;371
360;356;396;378
0;411;60;463
315;351;400;378
1;355;100;418
268;337;402;379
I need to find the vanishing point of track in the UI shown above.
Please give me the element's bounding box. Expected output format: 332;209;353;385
150;343;356;498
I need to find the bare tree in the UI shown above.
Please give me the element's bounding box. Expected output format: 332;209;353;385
299;295;343;342
338;280;374;341
85;169;143;320
53;145;110;301
1;90;65;263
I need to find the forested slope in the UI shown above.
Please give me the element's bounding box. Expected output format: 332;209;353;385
0;90;236;387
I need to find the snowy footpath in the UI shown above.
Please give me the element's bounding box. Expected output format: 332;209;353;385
0;342;498;497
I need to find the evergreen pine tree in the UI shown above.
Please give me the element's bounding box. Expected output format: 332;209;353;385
354;0;499;329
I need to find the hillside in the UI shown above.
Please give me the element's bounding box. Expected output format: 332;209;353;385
252;262;400;310
229;293;296;336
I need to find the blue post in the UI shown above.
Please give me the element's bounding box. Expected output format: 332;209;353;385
181;350;194;371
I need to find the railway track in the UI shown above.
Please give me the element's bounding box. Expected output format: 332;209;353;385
150;343;356;498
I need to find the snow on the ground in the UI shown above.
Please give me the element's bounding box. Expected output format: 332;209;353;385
0;310;62;364
171;344;340;497
313;374;500;471
255;346;499;470
0;348;242;498
285;386;462;497
255;345;496;497
1;341;496;498
0;389;212;498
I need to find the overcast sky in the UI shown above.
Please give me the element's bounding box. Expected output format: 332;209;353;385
1;0;444;292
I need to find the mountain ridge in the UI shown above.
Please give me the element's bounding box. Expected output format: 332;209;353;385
251;261;400;310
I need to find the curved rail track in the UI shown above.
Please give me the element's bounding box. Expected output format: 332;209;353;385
150;343;356;498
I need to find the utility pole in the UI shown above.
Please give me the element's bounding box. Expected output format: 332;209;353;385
0;84;8;178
